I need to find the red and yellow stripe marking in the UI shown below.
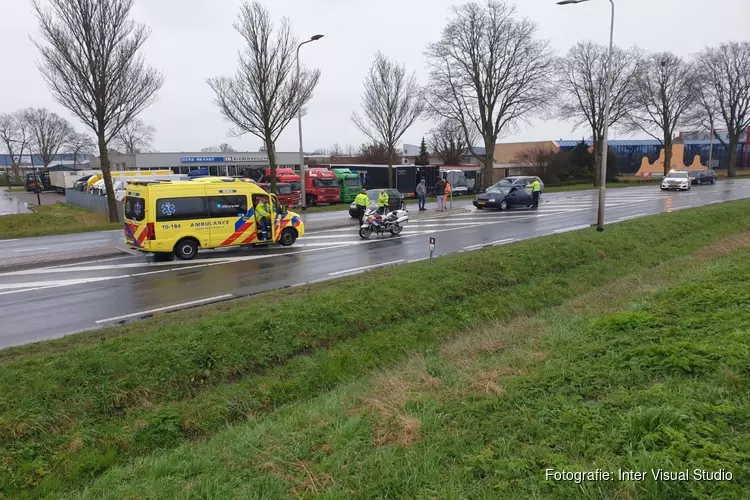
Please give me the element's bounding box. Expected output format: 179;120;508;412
220;219;256;246
124;223;148;247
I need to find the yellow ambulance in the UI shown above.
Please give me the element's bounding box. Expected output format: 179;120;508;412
123;177;304;260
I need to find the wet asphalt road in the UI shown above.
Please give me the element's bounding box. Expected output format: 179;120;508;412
1;181;748;348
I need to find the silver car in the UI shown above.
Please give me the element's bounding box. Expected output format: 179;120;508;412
489;176;544;194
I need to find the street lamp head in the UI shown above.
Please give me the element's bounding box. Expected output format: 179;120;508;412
311;34;324;41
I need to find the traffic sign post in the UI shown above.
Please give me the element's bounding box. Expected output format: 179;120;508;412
429;237;435;263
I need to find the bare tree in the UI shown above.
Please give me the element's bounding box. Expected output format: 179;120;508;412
66;132;96;168
32;0;164;222
555;41;642;186
344;144;356;157
328;143;344;157
428;120;479;165
208;1;320;194
114;118;155;154
627;52;698;174
0;111;31;187
695;41;750;177
24;107;74;168
425;1;553;190
352;52;424;188
511;145;558;180
358;142;400;165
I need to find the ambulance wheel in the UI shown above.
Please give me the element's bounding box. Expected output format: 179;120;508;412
174;238;199;260
279;228;297;246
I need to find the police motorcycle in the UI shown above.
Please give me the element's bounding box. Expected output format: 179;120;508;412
359;205;409;239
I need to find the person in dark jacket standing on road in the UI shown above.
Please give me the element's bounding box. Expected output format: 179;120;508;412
416;179;427;211
435;177;447;211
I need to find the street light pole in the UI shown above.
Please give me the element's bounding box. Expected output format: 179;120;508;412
558;0;614;232
296;34;324;211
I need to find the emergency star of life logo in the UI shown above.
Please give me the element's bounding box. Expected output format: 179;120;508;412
161;202;176;216
134;201;143;216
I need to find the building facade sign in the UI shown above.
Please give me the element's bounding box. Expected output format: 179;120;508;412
180;156;225;163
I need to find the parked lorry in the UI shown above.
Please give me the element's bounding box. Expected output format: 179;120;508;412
49;170;99;193
315;164;440;197
304;167;340;205
330;168;363;203
440;166;480;194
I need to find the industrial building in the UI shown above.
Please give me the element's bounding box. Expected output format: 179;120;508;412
89;151;301;175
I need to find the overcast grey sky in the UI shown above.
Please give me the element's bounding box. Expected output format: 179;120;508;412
1;0;748;153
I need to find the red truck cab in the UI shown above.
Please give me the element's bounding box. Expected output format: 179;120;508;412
305;167;340;206
258;181;300;209
266;167;301;206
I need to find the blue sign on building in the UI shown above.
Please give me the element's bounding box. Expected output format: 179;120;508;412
180;156;225;163
188;168;209;177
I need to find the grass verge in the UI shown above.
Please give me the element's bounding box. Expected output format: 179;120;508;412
0;203;120;239
73;230;750;499
1;200;749;497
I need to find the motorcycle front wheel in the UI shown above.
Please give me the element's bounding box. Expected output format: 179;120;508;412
390;223;403;235
359;227;373;239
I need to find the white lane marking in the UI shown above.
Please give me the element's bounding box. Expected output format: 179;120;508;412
130;269;172;277
328;259;405;276
462;238;516;251
13;247;49;253
0;287;46;296
94;294;234;324
0;277;118;290
553;224;591;234
615;213;648;222
0;239;20;243
0;258;228;277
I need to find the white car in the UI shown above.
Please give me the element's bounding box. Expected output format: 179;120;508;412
661;171;691;191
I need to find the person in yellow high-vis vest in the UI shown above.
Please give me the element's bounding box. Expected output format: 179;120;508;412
528;178;541;208
254;196;272;240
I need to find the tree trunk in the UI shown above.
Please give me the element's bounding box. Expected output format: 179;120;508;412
5;166;10;188
482;156;493;190
663;138;673;175
266;138;277;194
727;137;738;177
97;132;119;223
387;162;393;188
481;136;494;190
